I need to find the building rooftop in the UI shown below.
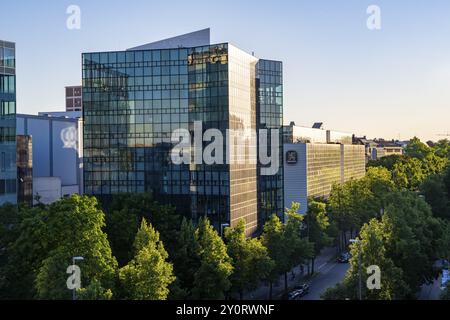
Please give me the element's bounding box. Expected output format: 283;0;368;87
127;28;211;51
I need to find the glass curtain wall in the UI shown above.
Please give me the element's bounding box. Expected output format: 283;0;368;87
0;41;17;205
256;59;284;226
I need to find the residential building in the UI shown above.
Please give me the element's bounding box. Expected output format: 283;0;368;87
284;123;366;214
371;140;404;160
354;136;404;162
82;29;283;236
0;40;17;205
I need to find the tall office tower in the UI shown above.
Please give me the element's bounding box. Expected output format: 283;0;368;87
256;60;284;225
65;85;83;112
83;29;283;236
0;40;17;205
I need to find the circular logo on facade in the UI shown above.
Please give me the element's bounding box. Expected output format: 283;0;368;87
61;127;78;150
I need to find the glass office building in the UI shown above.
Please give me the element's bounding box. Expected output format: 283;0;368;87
256;60;284;224
83;30;283;235
0;40;17;205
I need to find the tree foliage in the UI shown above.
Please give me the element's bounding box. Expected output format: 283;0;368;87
119;219;175;300
261;203;313;297
324;191;444;300
225;219;274;299
192;217;233;300
105;193;181;266
34;195;118;299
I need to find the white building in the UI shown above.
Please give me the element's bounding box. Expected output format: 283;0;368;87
16;114;83;204
283;123;366;214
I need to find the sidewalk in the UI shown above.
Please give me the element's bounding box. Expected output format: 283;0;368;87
244;247;338;300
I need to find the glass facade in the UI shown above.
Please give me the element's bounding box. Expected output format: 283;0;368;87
0;41;17;205
306;144;366;199
83;42;282;235
343;145;366;181
256;59;284;224
306;144;342;199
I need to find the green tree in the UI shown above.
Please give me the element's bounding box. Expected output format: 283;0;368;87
367;154;404;171
192;217;233;300
324;190;444;300
105;193;181;266
169;218;200;299
261;203;313;297
119;219;175;300
404;137;431;160
444;167;450;199
422;153;448;176
420;174;450;219
383;191;443;295
283;203;313;288
433;139;450;159
322;218;408;300
225;219;274;300
363;167;396;201
34;195;118;299
77;279;113;300
260;214;286;299
0;205;48;299
392;157;425;190
328;182;362;250
306;199;333;274
105;208;139;266
348;219;409;300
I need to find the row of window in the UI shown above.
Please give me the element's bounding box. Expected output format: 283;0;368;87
83;44;227;66
0;75;15;94
0;179;16;195
0;101;15;116
0;47;15;69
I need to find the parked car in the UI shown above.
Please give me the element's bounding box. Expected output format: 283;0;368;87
337;252;351;263
287;290;302;300
293;284;310;297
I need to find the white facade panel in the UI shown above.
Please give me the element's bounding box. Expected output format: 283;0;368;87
33;177;61;205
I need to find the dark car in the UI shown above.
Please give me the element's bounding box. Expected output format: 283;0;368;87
293;284;310;296
337;252;351;263
288;284;310;299
287;290;302;300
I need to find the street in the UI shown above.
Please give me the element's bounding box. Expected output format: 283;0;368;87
301;260;349;300
244;247;349;300
419;274;443;300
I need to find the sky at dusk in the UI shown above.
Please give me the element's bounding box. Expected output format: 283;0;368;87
1;0;450;141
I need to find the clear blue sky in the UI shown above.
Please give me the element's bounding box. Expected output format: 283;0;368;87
1;0;450;141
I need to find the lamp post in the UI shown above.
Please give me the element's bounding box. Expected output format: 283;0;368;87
72;256;84;301
349;239;362;300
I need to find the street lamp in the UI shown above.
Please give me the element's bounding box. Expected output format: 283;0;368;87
349;239;362;300
72;256;84;301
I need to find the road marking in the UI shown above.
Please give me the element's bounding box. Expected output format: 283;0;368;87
317;262;327;270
